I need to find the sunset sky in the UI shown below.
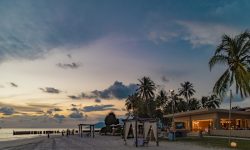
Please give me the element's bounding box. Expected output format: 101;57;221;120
0;0;250;127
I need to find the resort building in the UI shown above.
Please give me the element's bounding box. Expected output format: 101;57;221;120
164;108;250;137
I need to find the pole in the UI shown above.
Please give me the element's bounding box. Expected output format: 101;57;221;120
228;89;232;145
171;90;175;140
135;115;138;147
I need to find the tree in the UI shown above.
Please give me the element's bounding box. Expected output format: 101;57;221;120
104;112;119;126
209;31;250;98
179;81;196;110
155;90;168;110
164;91;186;114
125;93;140;113
232;106;240;110
201;95;221;109
188;98;200;110
125;93;144;117
137;76;156;117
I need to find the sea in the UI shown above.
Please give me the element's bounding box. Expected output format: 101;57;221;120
0;128;82;141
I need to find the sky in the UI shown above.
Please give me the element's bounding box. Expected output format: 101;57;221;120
0;0;250;128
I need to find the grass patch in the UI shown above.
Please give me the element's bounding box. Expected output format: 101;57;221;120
167;137;250;150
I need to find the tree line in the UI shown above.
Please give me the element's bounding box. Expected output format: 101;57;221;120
125;30;250;122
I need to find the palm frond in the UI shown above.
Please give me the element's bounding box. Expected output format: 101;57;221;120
213;69;230;97
209;55;228;71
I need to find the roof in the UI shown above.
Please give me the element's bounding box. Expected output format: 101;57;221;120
163;108;250;118
78;123;95;126
123;118;157;122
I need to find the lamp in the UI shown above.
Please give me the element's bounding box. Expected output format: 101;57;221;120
230;142;237;148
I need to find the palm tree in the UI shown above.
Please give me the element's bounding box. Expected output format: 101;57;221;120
179;81;196;110
155;90;168;110
125;93;141;116
209;31;250;97
137;76;156;117
175;99;188;112
164;91;185;113
188;98;201;110
201;95;221;109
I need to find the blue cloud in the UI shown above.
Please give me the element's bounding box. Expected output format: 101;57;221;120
82;104;118;112
0;107;15;115
68;111;84;118
91;81;137;99
40;87;61;94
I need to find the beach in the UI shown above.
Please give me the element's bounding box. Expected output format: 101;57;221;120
0;135;229;150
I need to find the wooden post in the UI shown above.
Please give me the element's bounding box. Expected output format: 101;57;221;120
79;125;80;137
93;125;95;138
80;125;83;138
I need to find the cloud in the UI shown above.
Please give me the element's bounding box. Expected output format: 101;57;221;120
0;102;53;114
71;104;77;107
56;62;81;69
39;87;61;94
46;110;53;115
45;108;63;115
68;92;96;100
223;94;244;103
10;82;18;87
68;95;81;100
0;1;105;63
68;111;84;118
69;107;79;112
54;114;65;119
147;30;179;44
91;81;137;99
53;114;65;123
176;21;240;47
68;81;137;100
0;107;15;115
82;104;118;112
147;20;240;47
26;103;55;109
53;108;62;111
95;98;101;103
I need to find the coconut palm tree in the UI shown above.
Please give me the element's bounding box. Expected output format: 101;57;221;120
179;81;196;110
201;95;221;109
188;98;201;110
209;31;250;97
137;77;156;101
155;90;168;110
164;91;185;113
137;76;156;117
125;93;142;116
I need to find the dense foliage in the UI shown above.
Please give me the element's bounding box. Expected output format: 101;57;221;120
104;112;119;126
125;77;221;123
209;31;250;98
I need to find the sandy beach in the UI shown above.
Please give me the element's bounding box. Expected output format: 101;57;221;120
0;135;229;150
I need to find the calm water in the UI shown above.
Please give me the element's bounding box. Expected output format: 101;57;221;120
0;128;81;141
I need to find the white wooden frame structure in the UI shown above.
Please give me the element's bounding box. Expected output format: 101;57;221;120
123;118;159;147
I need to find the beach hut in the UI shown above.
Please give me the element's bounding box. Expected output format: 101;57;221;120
123;118;159;147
